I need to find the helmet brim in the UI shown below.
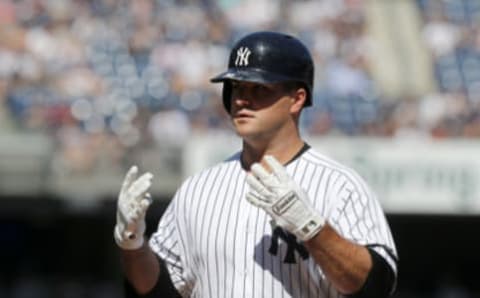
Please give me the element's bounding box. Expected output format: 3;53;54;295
210;68;293;85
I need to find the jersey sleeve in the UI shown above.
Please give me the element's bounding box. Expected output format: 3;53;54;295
326;171;398;274
149;197;192;297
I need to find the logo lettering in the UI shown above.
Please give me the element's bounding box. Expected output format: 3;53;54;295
235;47;251;66
272;191;296;215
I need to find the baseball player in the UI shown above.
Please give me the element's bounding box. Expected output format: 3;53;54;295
114;31;398;298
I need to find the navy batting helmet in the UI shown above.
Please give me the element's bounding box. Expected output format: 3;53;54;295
210;31;314;112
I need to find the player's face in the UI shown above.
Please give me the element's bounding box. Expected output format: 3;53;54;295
229;81;300;140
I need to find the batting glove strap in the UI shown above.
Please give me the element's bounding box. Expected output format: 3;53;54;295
292;213;325;242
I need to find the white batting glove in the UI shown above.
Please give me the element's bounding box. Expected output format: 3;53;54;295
246;155;325;242
114;166;154;250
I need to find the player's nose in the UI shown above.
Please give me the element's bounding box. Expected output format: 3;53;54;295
235;97;251;107
232;95;252;109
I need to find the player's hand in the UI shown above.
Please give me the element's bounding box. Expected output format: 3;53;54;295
246;155;325;241
114;165;154;250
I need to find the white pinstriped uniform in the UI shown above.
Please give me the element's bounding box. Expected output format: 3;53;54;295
149;147;397;298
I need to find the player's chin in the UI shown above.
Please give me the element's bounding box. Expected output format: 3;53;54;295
233;122;260;137
233;118;252;129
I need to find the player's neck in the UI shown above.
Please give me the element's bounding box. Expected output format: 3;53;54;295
241;136;305;170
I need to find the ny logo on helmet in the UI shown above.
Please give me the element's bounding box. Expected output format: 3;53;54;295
235;47;251;66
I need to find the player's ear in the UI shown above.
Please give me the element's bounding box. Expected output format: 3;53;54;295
290;87;307;114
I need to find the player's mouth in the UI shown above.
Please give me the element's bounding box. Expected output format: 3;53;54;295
233;110;254;119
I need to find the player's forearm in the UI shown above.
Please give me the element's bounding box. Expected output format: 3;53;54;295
304;223;372;295
120;240;161;295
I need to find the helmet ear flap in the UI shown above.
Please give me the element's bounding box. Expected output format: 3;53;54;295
222;81;232;113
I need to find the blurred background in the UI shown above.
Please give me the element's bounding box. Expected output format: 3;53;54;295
1;0;480;297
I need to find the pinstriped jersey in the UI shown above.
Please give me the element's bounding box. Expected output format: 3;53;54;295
149;147;398;298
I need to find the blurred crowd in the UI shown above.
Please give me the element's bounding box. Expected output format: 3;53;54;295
1;0;480;176
417;0;480;139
